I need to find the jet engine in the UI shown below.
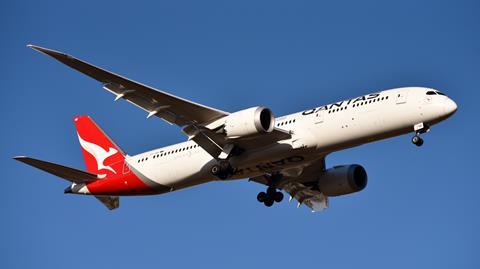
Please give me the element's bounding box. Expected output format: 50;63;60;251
317;165;368;196
223;107;275;138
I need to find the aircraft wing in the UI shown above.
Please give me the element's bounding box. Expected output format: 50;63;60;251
250;157;328;212
28;45;291;158
27;45;229;126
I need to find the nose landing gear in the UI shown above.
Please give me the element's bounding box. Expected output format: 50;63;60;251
412;122;429;147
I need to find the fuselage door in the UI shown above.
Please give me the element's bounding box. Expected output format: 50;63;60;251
396;92;408;104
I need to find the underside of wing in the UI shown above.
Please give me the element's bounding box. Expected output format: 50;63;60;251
282;181;329;212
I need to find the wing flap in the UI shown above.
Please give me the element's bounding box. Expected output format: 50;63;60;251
282;181;329;212
13;156;98;184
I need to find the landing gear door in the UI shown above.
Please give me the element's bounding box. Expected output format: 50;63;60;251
396;92;408;104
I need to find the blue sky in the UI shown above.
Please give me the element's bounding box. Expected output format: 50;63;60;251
1;0;479;268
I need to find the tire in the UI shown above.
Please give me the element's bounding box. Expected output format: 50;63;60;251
416;138;424;147
264;198;274;207
274;191;284;203
257;192;267;203
412;136;420;144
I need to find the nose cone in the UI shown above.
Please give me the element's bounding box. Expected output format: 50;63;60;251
444;98;457;117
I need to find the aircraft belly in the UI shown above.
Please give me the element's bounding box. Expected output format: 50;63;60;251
230;144;317;179
135;151;216;190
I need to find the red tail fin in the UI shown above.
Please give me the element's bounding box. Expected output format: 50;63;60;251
74;116;125;177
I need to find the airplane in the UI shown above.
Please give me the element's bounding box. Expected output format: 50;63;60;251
14;44;457;212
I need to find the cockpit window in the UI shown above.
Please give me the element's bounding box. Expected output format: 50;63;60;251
426;91;437;95
436;91;446;96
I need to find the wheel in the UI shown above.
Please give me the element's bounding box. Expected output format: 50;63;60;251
412;136;424;147
210;165;221;176
257;192;267;203
274;191;284;203
264;198;274;207
416;137;424;147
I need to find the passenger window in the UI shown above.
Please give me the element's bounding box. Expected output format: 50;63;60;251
436;91;446;96
426;91;436;95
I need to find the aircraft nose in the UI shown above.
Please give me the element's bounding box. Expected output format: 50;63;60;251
444;98;457;117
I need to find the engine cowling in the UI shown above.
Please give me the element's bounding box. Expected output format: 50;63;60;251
317;164;368;196
223;107;275;138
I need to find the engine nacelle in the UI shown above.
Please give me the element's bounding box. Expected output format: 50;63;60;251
317;164;368;196
223;107;275;138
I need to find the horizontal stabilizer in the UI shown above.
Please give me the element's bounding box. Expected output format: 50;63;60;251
13;156;98;184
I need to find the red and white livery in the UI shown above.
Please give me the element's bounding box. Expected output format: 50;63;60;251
15;45;457;212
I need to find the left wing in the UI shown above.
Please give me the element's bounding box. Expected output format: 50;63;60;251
27;45;229;126
250;158;329;212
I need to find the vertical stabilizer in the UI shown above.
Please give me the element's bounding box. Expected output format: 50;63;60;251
73;116;125;178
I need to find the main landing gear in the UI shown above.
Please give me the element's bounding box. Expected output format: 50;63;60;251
210;160;234;180
412;122;429;147
257;187;284;207
256;173;284;207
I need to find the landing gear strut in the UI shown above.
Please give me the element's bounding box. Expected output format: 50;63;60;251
256;173;284;207
210;160;234;180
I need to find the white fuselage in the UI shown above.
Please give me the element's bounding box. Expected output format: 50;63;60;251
127;87;457;191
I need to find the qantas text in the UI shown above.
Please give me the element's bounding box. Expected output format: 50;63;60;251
302;93;381;115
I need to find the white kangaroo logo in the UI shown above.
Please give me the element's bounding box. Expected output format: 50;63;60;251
77;133;118;174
